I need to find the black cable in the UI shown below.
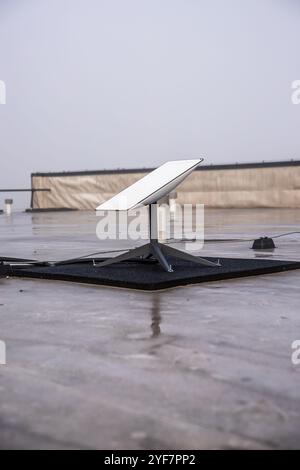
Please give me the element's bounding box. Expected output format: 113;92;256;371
166;237;250;244
271;231;300;239
167;231;300;244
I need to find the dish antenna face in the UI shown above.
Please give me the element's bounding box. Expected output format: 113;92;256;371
97;159;203;211
95;159;221;272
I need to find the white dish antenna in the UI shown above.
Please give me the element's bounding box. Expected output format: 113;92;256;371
96;159;202;211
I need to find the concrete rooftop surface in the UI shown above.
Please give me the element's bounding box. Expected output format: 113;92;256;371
0;209;300;449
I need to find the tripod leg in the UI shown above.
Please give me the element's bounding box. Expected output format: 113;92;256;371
151;243;174;273
162;244;221;267
94;244;150;268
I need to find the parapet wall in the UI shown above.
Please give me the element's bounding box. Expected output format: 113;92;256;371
31;161;300;210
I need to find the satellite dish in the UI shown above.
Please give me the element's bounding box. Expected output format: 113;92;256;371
95;159;221;272
97;159;203;211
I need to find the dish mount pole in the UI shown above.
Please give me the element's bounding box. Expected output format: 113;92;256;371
148;203;174;272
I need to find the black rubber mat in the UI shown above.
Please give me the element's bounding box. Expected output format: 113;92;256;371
3;256;300;290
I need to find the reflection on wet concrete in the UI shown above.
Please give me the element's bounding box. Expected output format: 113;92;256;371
253;251;275;258
150;295;161;338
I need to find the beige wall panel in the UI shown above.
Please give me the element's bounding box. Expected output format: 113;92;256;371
32;166;300;209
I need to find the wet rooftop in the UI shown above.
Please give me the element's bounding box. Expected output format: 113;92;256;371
0;208;300;449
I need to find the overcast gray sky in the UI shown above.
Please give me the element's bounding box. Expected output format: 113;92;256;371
0;0;300;207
